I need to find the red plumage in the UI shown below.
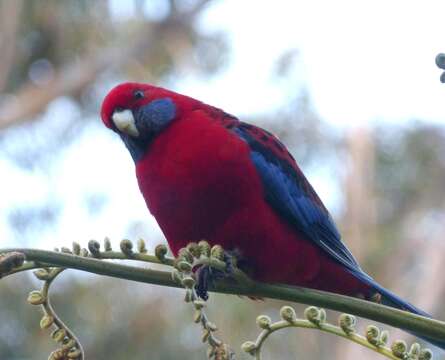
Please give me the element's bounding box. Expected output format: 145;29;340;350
101;83;369;297
101;83;445;349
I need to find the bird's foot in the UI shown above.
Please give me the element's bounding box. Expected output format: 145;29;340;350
195;251;238;300
370;291;382;304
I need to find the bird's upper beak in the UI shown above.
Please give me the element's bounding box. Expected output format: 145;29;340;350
112;109;140;137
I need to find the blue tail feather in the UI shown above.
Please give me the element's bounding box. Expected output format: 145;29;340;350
363;276;445;350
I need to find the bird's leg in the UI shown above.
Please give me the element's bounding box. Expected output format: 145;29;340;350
195;250;239;300
370;291;382;304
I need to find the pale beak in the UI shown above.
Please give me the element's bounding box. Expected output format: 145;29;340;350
112;109;139;137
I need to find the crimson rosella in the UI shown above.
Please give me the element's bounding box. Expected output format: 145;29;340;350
101;83;444;349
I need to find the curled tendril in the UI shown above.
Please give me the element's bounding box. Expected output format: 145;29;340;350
87;240;101;258
104;237;112;252
72;242;81;256
0;240;441;360
242;306;433;360
174;243;236;360
28;263;84;360
16;238;177;360
120;239;134;257
137;238;147;253
155;244;168;263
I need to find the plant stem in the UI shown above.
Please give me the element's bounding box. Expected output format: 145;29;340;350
2;247;445;343
253;319;399;360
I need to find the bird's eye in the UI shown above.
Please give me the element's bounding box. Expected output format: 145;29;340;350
133;90;144;99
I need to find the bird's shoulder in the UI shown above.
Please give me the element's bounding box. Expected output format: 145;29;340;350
189;106;327;211
231;121;363;270
231;121;327;210
191;104;240;130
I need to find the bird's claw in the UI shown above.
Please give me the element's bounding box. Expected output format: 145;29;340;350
195;251;237;300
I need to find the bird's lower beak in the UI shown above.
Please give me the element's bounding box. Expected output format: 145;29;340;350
112;109;139;137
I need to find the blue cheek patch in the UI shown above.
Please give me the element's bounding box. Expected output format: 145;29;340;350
120;134;147;163
122;98;176;163
136;98;176;135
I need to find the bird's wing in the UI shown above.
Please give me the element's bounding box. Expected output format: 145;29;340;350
233;122;364;275
231;125;445;350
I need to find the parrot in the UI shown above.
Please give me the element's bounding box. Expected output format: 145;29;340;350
101;82;444;349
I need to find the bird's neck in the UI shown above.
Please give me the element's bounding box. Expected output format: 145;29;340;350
134;109;262;252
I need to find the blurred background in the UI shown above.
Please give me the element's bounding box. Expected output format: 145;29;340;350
1;0;445;359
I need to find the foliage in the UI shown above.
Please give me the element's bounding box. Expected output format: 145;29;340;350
1;240;442;359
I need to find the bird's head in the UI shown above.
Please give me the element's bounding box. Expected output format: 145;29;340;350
101;82;198;161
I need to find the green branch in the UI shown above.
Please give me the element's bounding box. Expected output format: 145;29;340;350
1;246;445;344
242;306;433;360
29;267;85;360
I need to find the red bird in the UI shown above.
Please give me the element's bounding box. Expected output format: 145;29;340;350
101;83;443;348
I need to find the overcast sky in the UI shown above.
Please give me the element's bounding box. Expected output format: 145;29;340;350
2;0;445;249
176;0;445;125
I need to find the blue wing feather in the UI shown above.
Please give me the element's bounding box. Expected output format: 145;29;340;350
233;123;445;350
235;125;362;273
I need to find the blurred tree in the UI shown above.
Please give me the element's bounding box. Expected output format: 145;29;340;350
0;0;219;129
0;0;221;243
1;1;445;359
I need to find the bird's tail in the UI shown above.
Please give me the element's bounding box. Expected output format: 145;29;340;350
365;277;445;351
